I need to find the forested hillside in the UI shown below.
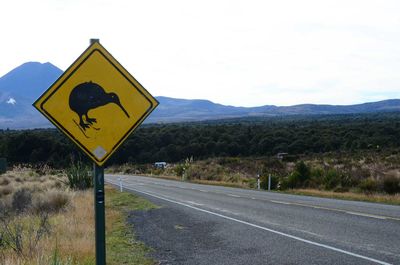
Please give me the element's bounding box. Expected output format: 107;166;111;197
1;112;400;167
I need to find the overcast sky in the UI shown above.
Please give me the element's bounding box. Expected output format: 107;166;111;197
1;0;400;107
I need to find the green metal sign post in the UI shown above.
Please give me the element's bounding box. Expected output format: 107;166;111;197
94;164;106;265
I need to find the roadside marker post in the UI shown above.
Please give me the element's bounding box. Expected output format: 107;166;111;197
268;174;271;191
257;174;260;190
119;177;123;192
33;38;159;265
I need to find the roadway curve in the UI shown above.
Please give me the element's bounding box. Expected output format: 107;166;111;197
106;174;400;265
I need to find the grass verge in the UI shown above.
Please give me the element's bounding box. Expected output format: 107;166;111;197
105;185;158;265
281;188;400;205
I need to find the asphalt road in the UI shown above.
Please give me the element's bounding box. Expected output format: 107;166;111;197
106;174;400;265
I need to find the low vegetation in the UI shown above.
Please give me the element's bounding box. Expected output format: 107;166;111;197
0;166;156;264
1;113;400;202
109;152;400;203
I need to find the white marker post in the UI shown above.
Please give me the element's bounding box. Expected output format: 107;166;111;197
257;174;260;190
268;174;271;191
119;177;123;192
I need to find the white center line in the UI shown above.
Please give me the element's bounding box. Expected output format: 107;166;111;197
186;201;204;206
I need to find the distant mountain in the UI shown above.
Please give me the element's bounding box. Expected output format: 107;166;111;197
145;97;400;123
0;62;62;128
1;62;400;129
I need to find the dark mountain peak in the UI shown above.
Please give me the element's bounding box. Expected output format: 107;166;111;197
0;61;63;101
1;62;61;81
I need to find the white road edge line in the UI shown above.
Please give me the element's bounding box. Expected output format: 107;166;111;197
270;200;292;205
346;211;387;220
109;181;392;265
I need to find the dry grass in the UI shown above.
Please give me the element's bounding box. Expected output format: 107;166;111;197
1;168;155;264
0;191;94;265
284;188;400;205
49;191;95;263
0;168;94;264
0;185;14;197
142;173;252;189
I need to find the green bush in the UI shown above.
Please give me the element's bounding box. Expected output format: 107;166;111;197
358;178;378;194
309;167;324;188
382;176;400;195
65;161;92;190
285;161;311;189
323;169;342;190
245;178;257;189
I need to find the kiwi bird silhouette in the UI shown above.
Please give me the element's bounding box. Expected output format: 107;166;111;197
69;81;130;131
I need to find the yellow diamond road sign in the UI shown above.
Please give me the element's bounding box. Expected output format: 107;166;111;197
33;41;159;166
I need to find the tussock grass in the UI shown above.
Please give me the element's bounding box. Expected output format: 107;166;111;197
0;176;10;186
1;168;156;264
33;190;71;214
0;185;13;197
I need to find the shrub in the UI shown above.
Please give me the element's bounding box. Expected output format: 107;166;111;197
11;188;33;213
245;178;257;189
14;177;23;183
0;185;13;197
0;177;10;186
358;178;378;194
382;176;400;195
174;164;185;177
66;161;92;190
309;167;324;188
33;191;70;214
286;161;311;188
323;169;341;190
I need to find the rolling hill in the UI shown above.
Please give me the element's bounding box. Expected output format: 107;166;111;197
1;62;400;129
